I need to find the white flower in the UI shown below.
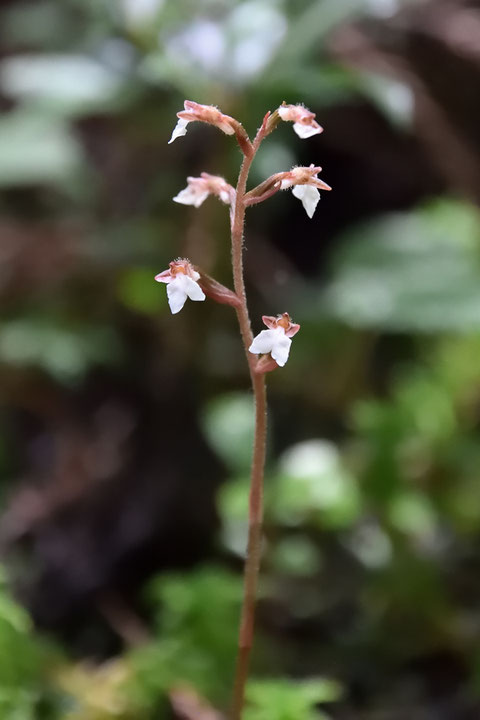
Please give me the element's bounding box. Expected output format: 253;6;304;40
155;259;206;314
250;327;292;367
173;173;234;208
168;100;238;144
291;184;320;219
278;165;331;219
249;313;300;368
278;104;323;139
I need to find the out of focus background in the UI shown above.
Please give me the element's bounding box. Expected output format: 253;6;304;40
1;0;480;717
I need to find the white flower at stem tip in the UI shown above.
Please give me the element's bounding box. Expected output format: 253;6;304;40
278;103;323;139
173;173;235;208
168;100;238;144
249;313;300;368
155;258;206;314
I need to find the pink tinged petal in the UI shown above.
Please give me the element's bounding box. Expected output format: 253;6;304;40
166;279;188;314
155;269;172;284
262;315;278;330
249;329;277;355
292;184;320;219
168;118;190;144
217;120;235;135
277;106;291;121
173;186;210;208
314;178;332;191
292;122;322;139
271;333;292;367
285;322;300;338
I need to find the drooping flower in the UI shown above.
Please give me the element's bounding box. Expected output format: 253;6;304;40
173;173;235;208
249;313;300;368
278;165;332;218
155;258;206;314
169;100;238;144
277;103;323;139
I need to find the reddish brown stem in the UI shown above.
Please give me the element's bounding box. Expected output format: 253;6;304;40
230;127;268;720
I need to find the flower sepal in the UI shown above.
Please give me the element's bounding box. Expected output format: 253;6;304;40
196;271;241;308
253;354;279;375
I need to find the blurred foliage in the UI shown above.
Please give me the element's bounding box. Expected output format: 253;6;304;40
2;0;480;718
322;200;480;332
244;678;341;720
132;568;243;709
0;568;60;719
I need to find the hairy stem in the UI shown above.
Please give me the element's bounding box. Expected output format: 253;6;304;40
230;135;268;720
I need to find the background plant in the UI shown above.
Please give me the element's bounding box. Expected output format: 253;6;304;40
1;0;480;718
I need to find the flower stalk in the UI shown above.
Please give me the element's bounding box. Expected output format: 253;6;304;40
229;123;268;720
159;100;330;719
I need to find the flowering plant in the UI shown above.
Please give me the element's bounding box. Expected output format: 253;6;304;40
157;100;331;718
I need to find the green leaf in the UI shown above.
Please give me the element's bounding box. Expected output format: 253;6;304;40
244;678;342;720
0;110;85;188
322;200;480;332
271;440;360;528
202;393;254;474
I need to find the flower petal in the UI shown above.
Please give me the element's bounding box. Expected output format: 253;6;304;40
292;122;322;139
249;329;276;355
154;269;172;283
181;275;206;302
166;279;188;314
173;186;210;208
292;184;320;219
271;334;292;367
168;118;189;144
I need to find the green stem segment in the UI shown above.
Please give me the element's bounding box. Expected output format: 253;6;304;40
230;134;268;720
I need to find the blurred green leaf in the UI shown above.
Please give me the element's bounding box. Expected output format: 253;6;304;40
133;567;242;706
322;200;480;331
271;440;361;528
117;267;167;315
0;55;124;116
244;678;342;720
0;110;85;189
271;536;321;576
202;393;254;474
0;319;121;381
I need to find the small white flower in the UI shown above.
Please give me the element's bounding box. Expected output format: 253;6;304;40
278;165;331;219
249;313;300;368
173;184;209;208
155;259;206;314
168;100;237;144
292;184;320;219
173;173;234;208
278;104;323;139
250;327;292;367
